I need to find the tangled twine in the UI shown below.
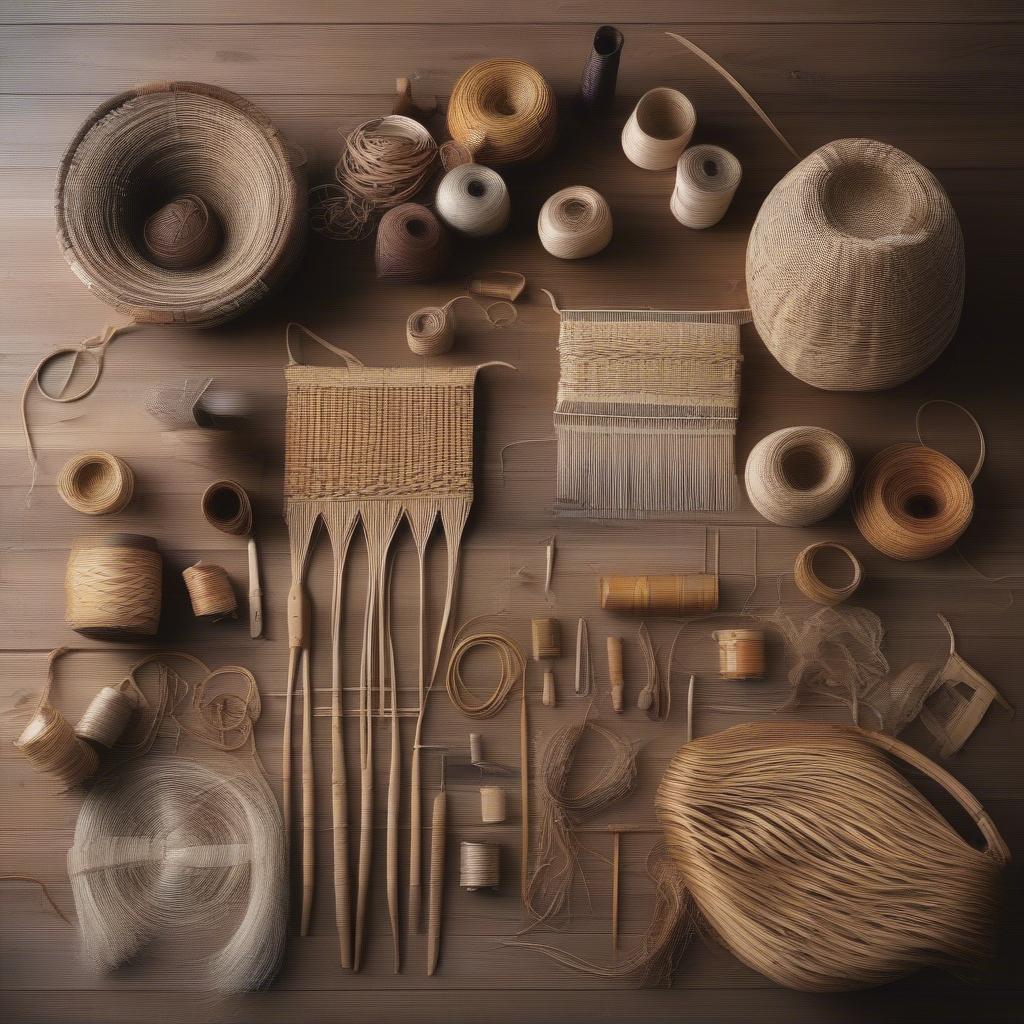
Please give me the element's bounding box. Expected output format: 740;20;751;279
435;163;510;237
375;203;451;282
445;624;526;719
310;115;439;240
744;426;855;526
538;186;613;259
57;451;135;516
447;59;558;166
621;88;696;170
406;294;516;356
670;145;742;229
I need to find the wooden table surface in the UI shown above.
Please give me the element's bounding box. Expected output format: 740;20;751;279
2;2;1022;1022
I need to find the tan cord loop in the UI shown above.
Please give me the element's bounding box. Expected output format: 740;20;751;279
445;624;526;719
793;542;863;605
915;399;986;484
57;451;135;516
285;321;364;367
406;295;516;356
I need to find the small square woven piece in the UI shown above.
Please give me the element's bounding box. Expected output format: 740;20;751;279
552;308;748;517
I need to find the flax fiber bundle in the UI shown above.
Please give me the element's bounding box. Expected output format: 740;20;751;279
447;59;558;166
747;138;964;390
56;82;304;327
655;722;1007;991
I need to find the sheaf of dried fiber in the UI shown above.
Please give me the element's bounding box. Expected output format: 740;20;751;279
655;721;1006;992
68;756;286;993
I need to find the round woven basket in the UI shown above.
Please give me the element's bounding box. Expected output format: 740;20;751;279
55;81;306;327
746;138;964;391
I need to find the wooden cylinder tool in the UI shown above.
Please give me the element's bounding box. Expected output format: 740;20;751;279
600;574;718;615
715;628;766;680
542;669;556;708
607;636;624;712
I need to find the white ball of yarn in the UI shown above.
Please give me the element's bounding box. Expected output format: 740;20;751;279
435;163;510;237
670;145;742;229
744;426;855;526
537;186;613;260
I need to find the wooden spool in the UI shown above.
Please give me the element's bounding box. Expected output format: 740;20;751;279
715;628;766;680
600;574;718;616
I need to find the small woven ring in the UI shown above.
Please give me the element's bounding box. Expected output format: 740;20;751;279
794;541;863;605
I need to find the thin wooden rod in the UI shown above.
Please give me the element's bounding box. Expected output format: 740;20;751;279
300;647;314;936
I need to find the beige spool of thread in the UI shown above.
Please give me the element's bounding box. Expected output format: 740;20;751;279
600;574;718;616
621;87;696;170
468;271;526;302
435;164;510;237
16;704;100;788
670;145;742;229
469;731;485;767
183;562;238;618
74;683;138;748
480;785;507;824
459;841;500;891
57;451;135;516
65;534;162;640
531;617;561;660
607;635;625;712
715;629;766;680
537;186;613;259
406;295;515;357
794;542;863;605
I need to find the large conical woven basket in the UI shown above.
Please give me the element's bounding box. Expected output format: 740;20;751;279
55;81;305;327
746;138;964;391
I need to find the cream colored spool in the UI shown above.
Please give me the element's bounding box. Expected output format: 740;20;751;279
794;542;863;605
744;426;855;526
670;145;742;229
537;186;613;259
74;685;136;747
57;451;135;516
435;164;510;237
459;840;500;891
715;629;766;680
16;705;100;788
183;561;238;618
469;732;484;766
480;785;507;824
621;87;696;170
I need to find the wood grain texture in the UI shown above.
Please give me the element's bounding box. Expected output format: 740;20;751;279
1;2;1022;1022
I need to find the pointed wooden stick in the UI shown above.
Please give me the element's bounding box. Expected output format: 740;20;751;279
300;647;314;935
247;535;263;639
383;554;401;973
426;784;447;975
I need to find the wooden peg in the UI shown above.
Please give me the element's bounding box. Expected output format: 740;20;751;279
607;636;624;712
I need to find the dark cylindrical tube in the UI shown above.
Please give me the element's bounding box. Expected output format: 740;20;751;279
579;25;624;115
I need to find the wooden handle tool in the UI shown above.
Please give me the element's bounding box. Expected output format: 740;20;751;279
607;636;624;712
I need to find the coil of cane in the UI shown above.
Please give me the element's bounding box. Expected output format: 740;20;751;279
375;203;450;282
435;164;510;237
445;629;525;719
309;114;438;240
57;451;135;516
183;562;238;618
65;534;162;640
852;444;974;560
744;426;855;526
670;145;742;229
202;479;252;536
621;88;696;170
579;25;624;115
460;841;501;891
406;295;516;357
75;684;139;748
447;59;558;167
794;542;863;605
538;186;613;259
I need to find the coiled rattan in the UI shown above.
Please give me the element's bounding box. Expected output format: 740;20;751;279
435;164;510;237
537;186;613;259
744;426;855;526
747;138;964;391
794;542;863;605
670;145;742;229
57;451;135;516
55;81;305;327
621;88;696;170
447;59;558;167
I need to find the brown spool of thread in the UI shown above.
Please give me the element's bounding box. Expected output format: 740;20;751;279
65;534;162;640
715;629;766;680
600;574;718;616
375;203;450;282
201;479;253;536
16;705;100;788
531;618;561;660
480;785;507;824
75;684;138;748
56;451;135;516
143;194;222;270
183;562;238;618
459;841;501;891
794;542;864;605
852;444;974;561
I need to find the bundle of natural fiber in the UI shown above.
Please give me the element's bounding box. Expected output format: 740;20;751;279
56;82;305;327
69;756;286;993
435;164;510;238
537;186;613;260
747;138;964;391
447;59;558;166
375;203;451;282
655;722;1007;991
546;291;748;516
143;194;222;270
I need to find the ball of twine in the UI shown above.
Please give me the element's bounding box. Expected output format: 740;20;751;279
375;203;451;282
447;59;558;167
435;164;510;237
794;541;864;605
621;88;696;170
744;426;855;526
202;479;253;536
17;704;100;788
538;186;613;259
852;444;974;560
143;194;222;270
670;144;742;229
310;115;438;240
406;295;516;357
183;562;238;619
57;451;135;516
65;534;162;640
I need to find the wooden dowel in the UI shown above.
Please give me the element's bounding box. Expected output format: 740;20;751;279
426;789;447;975
330;565;352;969
282;645;299;850
520;674;530;907
542;669;556;708
607;636;624;712
300;648;314;936
247;535;263;639
611;830;621;953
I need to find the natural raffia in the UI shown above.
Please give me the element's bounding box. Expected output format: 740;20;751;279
447;59;558;166
435;164;510;237
375;203;450;282
538;187;613;260
57;451;135;516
